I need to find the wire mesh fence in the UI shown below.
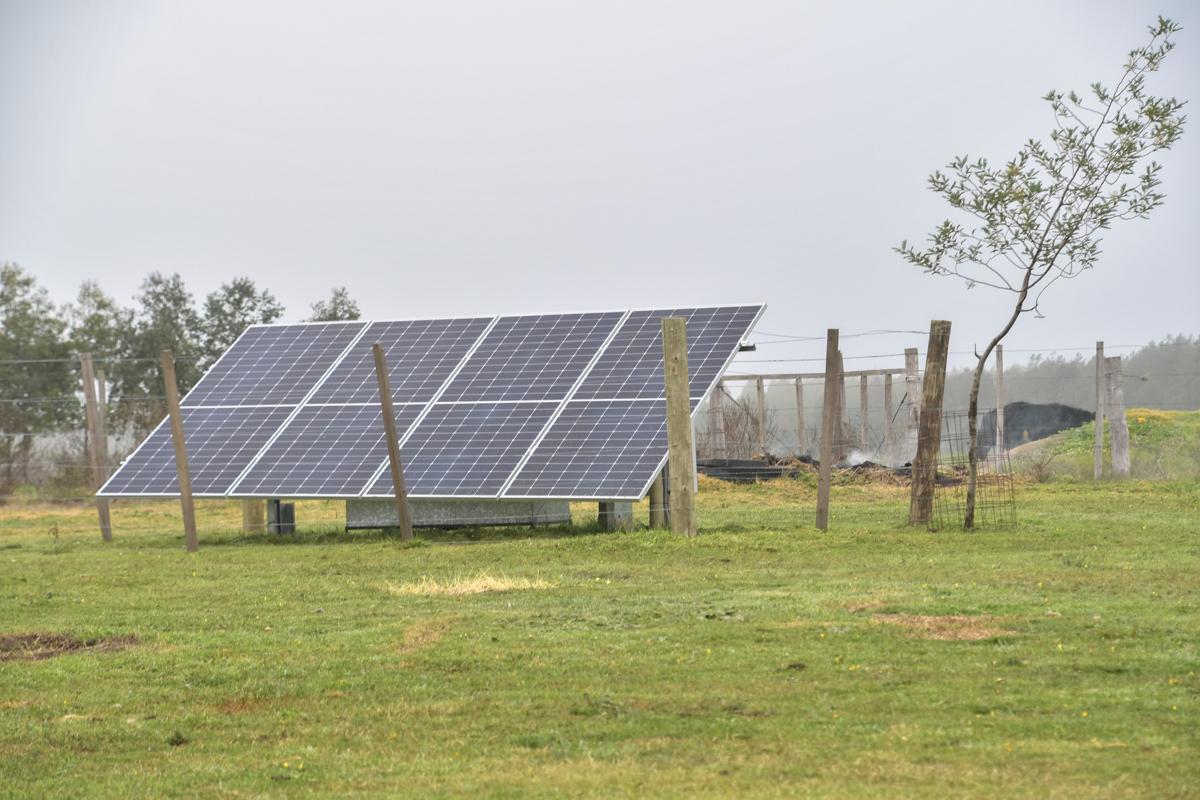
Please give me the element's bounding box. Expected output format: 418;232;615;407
930;410;1017;531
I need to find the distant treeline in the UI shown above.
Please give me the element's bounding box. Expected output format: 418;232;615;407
0;263;363;493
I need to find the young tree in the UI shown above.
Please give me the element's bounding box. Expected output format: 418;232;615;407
897;17;1186;528
201;277;284;366
308;287;361;322
0;264;75;497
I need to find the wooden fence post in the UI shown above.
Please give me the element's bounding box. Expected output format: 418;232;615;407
755;377;767;456
372;343;414;540
904;347;921;461
859;375;869;451
995;344;1005;455
161;350;199;552
833;350;847;463
908;321;951;527
1105;356;1130;477
816;329;839;531
883;373;893;462
661;318;697;537
95;367;110;474
706;383;726;459
794;378;806;455
648;471;668;528
80;354;113;542
1094;341;1105;479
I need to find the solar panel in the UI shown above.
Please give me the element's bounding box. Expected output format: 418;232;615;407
367;401;559;497
574;306;761;402
99;406;293;496
310;317;491;404
100;304;763;502
182;322;365;407
230;404;424;497
504;400;668;499
438;312;623;402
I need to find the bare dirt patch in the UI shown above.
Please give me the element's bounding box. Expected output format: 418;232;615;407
873;614;1008;641
0;632;137;662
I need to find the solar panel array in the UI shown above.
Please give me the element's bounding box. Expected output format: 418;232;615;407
100;305;763;501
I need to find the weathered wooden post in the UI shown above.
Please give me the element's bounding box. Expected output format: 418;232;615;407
816;329;839;531
161;350;199;552
904;347;921;461
859;374;869;451
794;378;806;455
755;377;767;456
80;354;113;542
1094;341;1105;479
706;383;727;460
95;367;111;474
372;343;414;540
661;318;697;537
995;344;1005;456
883;373;894;462
832;350;847;463
1105;356;1130;477
908;321;951;527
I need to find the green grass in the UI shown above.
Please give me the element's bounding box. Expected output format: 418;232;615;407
1;479;1198;798
1014;409;1200;481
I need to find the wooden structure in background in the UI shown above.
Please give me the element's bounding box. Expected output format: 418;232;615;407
1105;356;1130;477
1094;341;1105;479
816;329;839;531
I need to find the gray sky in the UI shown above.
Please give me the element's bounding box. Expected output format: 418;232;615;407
2;0;1196;371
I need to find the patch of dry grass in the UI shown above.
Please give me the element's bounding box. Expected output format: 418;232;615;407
386;571;554;597
873;613;1008;641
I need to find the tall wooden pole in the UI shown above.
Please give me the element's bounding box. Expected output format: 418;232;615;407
883;373;893;462
161;350;198;552
858;375;869;451
80;354;113;542
661;318;697;537
1094;341;1105;479
1105;356;1130;477
755;377;767;457
372;343;414;540
908;321;951;527
832;350;847;463
794;378;806;455
816;329;839;531
995;344;1005;456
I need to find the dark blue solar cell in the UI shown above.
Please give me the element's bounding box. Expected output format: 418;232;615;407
231;404;423;497
573;306;762;401
98;406;293;496
182;322;366;406
365;401;558;497
439;312;623;402
504;399;669;499
310;317;492;404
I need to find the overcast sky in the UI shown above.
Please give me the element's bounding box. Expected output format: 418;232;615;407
1;0;1196;371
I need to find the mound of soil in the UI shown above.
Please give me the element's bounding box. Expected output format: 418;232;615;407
0;632;137;662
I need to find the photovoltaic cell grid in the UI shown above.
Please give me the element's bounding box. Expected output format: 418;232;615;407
310;317;491;404
99;406;293;496
99;304;763;500
369;402;559;497
182;323;365;406
232;404;424;497
439;312;623;402
504;400;667;498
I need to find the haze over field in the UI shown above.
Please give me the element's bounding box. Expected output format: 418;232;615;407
1;1;1197;369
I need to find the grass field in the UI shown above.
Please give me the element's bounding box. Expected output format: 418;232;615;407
1;478;1197;798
